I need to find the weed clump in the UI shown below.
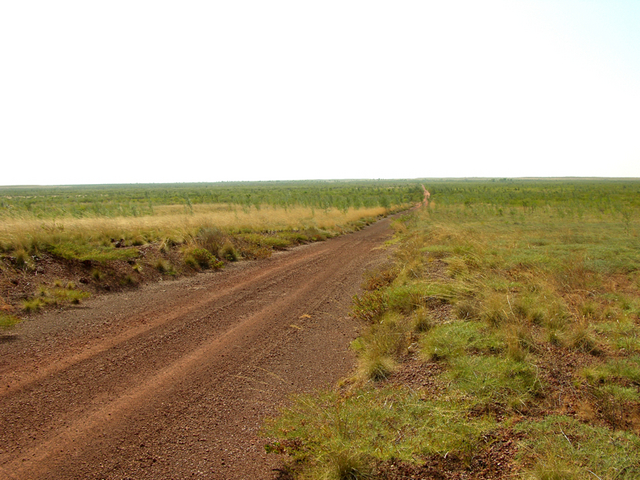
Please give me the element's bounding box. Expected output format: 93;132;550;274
195;227;226;256
22;298;45;312
183;247;223;270
219;242;238;262
154;259;175;275
0;313;22;330
22;284;90;311
361;264;398;291
360;354;395;382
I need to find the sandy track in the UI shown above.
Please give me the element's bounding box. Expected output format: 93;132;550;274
0;217;394;479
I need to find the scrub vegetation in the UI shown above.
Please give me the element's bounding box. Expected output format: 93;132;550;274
265;178;640;479
0;180;419;321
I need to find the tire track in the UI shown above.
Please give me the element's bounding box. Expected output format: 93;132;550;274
0;241;336;397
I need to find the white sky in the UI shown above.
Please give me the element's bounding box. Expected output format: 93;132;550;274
1;1;639;185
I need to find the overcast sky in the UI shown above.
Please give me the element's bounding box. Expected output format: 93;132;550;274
1;1;639;186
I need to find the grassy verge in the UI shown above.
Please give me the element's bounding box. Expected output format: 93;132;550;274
0;195;408;320
0;204;397;258
264;180;640;479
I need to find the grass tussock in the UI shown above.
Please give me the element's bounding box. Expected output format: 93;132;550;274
0;312;22;330
22;282;91;312
266;179;640;479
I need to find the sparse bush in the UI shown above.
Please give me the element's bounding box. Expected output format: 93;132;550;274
328;451;373;480
449;354;541;407
48;242;139;263
444;257;468;278
454;298;480;320
264;388;496;477
516;416;640;479
480;293;510;327
131;236;145;246
159;238;174;253
28;286;91;308
257;235;291;250
421;321;498;361
306;227;327;241
386;284;427;314
60;288;90;304
563;323;600;354
504;324;537;361
595;319;640;352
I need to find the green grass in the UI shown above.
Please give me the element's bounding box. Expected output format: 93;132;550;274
420;321;502;361
22;284;91;312
264;387;496;479
47;242;139;263
0;180;422;222
516;416;640;479
183;247;224;270
0;312;22;330
265;179;640;479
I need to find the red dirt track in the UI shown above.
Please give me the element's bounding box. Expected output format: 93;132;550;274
0;217;395;479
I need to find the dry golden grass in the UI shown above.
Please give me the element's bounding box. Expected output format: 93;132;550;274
0;204;390;252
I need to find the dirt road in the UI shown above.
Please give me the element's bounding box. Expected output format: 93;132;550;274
0;217;395;479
